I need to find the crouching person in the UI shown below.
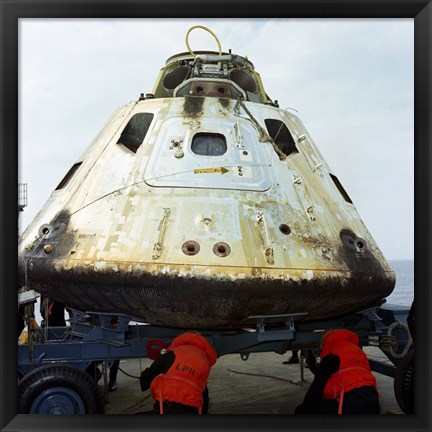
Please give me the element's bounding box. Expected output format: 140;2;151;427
295;329;380;414
140;331;218;414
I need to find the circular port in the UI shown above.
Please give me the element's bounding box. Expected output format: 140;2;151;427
279;224;291;235
39;225;51;236
340;229;367;254
213;242;231;257
182;241;200;256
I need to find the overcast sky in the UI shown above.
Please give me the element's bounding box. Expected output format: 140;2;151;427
18;18;414;260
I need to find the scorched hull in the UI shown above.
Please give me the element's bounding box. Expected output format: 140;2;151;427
19;256;394;328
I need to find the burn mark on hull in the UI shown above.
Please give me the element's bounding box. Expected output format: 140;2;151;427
182;96;204;117
23;258;395;329
26;209;75;259
218;97;231;109
338;228;386;271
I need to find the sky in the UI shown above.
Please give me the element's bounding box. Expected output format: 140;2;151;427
18;18;414;261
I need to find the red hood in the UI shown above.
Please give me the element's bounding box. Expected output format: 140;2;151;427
320;329;360;358
169;333;218;366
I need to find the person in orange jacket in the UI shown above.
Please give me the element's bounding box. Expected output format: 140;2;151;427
295;329;380;414
140;331;218;414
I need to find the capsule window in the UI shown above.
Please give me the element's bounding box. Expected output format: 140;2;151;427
191;133;227;156
117;113;154;153
264;119;298;157
330;173;353;204
55;162;82;190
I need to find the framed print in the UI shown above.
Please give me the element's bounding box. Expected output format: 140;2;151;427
1;1;430;432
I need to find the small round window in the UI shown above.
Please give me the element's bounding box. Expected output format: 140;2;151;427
191;133;227;156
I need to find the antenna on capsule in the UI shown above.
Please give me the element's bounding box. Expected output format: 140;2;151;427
185;25;222;57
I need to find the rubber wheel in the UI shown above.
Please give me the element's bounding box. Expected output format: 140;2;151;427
394;349;414;414
18;364;104;414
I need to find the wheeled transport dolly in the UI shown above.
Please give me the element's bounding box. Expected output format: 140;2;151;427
18;298;413;414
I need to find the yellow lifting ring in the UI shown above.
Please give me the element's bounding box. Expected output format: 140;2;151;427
186;25;222;58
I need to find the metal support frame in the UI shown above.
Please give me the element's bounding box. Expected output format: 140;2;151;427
18;303;410;379
18;183;28;212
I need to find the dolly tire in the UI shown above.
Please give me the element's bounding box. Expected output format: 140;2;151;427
18;364;104;414
394;349;414;414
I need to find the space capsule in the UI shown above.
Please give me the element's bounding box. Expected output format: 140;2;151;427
18;27;395;329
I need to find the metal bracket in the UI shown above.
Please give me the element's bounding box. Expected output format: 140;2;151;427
241;313;308;342
18;289;40;306
352;305;385;334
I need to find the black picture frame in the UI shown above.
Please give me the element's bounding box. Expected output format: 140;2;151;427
1;1;430;432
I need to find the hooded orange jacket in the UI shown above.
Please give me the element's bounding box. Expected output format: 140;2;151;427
150;332;218;410
319;330;378;400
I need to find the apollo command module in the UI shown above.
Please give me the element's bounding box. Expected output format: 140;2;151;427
18;26;395;330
